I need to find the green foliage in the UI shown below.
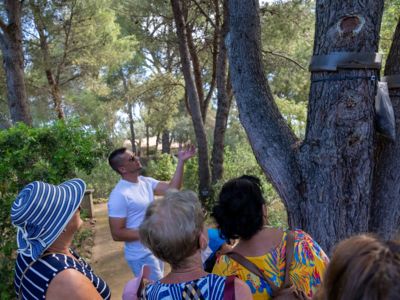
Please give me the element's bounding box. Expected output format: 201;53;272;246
0;120;109;194
0;193;16;300
76;160;120;199
72;228;92;248
145;154;177;181
212;143;287;227
0;120;108;299
276;97;307;138
261;0;314;103
380;0;400;67
182;156;199;192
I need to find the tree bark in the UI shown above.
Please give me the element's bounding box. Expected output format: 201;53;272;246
211;0;231;184
227;0;303;226
228;0;385;252
0;0;32;126
146;124;150;156
370;19;400;238
162;130;171;154
171;0;211;202
128;102;136;153
120;69;137;153
298;0;384;252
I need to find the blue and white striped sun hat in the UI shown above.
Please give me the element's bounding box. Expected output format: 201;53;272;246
11;178;86;260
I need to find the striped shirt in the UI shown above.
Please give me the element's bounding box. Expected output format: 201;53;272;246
14;249;111;299
142;273;227;299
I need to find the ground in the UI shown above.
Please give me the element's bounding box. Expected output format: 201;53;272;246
91;203;132;299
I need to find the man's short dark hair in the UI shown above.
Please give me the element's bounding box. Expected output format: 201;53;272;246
108;147;127;174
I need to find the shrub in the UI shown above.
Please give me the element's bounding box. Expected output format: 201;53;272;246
145;153;177;181
76;160;120;199
0;193;16;300
0;120;109;194
0;120;109;299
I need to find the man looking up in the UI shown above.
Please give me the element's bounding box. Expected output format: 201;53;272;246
107;146;196;281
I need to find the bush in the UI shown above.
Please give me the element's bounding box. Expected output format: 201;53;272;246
0;120;109;194
145;153;177;181
0;120;109;299
76;160;120;199
0;193;16;300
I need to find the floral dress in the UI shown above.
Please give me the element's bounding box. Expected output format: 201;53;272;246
212;229;329;300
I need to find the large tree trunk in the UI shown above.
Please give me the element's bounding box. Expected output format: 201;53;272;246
227;0;303;225
298;1;384;252
211;0;232;184
228;0;385;253
369;19;400;239
171;0;211;202
0;0;32;126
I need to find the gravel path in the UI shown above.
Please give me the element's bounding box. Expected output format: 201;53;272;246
91;203;132;300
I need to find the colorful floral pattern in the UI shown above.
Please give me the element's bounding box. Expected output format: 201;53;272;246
212;230;329;300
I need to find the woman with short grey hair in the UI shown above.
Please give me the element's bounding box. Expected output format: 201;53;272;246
139;190;251;299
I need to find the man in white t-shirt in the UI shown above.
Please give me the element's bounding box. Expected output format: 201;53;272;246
107;146;196;280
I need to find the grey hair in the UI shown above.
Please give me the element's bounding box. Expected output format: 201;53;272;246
139;189;204;269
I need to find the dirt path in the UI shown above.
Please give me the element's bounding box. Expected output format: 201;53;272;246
92;203;132;300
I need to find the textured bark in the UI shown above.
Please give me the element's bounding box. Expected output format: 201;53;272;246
128;102;136;153
171;0;211;202
211;0;231;184
0;0;32;125
162;130;171;154
227;0;303;226
228;0;385;252
120;69;136;153
146;124;150;156
370;19;400;238
298;1;384;252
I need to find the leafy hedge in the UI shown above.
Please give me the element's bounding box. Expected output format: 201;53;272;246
0;120;109;299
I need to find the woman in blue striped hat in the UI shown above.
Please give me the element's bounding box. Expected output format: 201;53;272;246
11;179;111;299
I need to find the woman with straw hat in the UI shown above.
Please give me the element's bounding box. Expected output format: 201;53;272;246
11;179;111;299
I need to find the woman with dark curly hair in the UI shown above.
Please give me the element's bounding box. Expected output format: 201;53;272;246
212;175;329;300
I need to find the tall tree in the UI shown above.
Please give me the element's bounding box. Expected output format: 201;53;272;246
26;0;132;120
171;0;211;200
211;0;232;183
370;17;400;239
228;0;386;252
0;0;32;125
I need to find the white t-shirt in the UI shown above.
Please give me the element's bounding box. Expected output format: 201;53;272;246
108;176;159;261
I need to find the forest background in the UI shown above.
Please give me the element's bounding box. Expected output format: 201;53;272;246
0;0;399;298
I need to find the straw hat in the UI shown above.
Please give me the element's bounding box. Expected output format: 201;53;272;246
11;179;86;260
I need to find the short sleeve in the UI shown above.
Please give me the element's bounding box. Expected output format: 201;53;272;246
108;192;128;218
141;176;159;191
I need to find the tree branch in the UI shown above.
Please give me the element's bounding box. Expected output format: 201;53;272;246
191;0;216;28
228;0;302;211
262;50;306;70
